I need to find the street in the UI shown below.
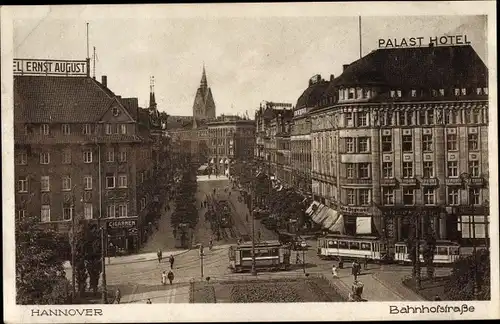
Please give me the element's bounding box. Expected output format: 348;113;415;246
64;174;450;303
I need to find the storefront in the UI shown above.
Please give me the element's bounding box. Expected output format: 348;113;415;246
107;218;139;255
338;205;376;236
450;205;490;246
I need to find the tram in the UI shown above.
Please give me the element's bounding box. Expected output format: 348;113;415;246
317;235;390;263
393;240;461;265
228;240;291;273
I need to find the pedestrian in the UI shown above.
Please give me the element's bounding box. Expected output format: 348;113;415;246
169;255;175;269
146;299;152;304
296;252;301;264
161;271;167;285
352;261;358;281
157;249;162;263
167;270;174;285
332;264;338;278
364;255;368;270
338;257;344;269
434;295;442;301
115;288;121;304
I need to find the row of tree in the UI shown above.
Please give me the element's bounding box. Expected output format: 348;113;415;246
171;165;199;230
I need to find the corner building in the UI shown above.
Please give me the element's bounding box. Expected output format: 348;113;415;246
309;45;488;245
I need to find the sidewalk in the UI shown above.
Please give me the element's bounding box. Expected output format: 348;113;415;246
140;198;177;253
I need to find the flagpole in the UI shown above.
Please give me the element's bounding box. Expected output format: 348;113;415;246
358;16;362;59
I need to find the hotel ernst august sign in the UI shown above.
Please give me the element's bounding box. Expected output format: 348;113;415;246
13;58;88;76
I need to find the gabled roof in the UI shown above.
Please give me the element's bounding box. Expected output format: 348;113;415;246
335;45;487;88
14;76;133;123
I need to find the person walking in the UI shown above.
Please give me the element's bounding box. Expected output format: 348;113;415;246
167;270;174;285
161;270;167;285
332;264;338;278
352;261;358;281
157;249;162;263
364;255;368;270
296;252;301;264
169;255;175;269
114;288;121;304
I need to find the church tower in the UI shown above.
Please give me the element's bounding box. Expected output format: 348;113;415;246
192;65;216;120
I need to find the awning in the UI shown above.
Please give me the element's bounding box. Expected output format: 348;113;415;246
198;165;208;171
356;216;372;234
311;206;345;234
306;201;321;216
328;214;345;233
312;205;329;224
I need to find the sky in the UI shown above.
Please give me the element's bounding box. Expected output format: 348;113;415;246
13;8;487;118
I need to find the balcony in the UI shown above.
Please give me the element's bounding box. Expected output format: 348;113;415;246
419;177;439;187
400;178;418;186
340;177;372;185
380;178;398;186
445;178;463;186
469;177;486;187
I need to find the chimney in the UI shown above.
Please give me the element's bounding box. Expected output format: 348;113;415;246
343;64;350;71
330;74;335;81
101;75;107;88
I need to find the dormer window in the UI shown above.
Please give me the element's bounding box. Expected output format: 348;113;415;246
62;124;70;135
339;89;345;100
348;88;355;99
112;107;120;116
105;124;112;135
439;89;445;96
454;88;460;96
431;89;438;97
41;124;49;135
461;88;467;95
483;87;488;95
476;88;482;95
397;90;402;98
411;90;417;97
390;90;396;98
362;89;369;99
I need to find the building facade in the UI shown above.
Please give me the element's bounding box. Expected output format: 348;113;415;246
308;45;489;244
14;68;164;253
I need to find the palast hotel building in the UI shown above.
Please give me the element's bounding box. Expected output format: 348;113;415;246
299;44;489;245
13;58;164;253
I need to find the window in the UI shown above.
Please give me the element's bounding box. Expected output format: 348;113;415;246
358;137;370;152
424;187;435;205
461;88;467;96
16;152;27;165
454;88;460;96
107;204;116;218
346;189;355;205
390;90;396;98
118;204;127;217
402;135;412;152
469;188;480;205
41;124;49;135
423;162;434;178
84;176;92;190
17;176;28;193
483;87;488;95
359;163;370;179
447;134;458;151
105;124;112;135
346;164;355;179
359;189;370;206
469;160;479;177
460;215;489;239
468;134;479;151
344;113;354;127
346;138;355;153
120;124;127;134
62;149;71;164
106;174;115;189
41;176;50;192
140;198;146;210
439;89;445;96
112;107;120;116
382;112;393;126
118;174;128;188
382;135;392;152
17;209;26;220
427;110;434;124
40;152;50;164
397;90;402;98
383;188;394;205
398;111;406;126
419;111;426;125
422;134;433;151
447;187;460;205
63;206;73;220
348;88;355;99
84;203;93;220
472;110;480;124
447;161;458;178
83;150;92;163
403;162;413;178
357;112;368;127
107;147;115;162
382;162;393;179
119;149;127;162
411;90;417;97
403;189;414;205
41;205;51;222
431;89;438;97
83;124;91;135
62;124;70;135
62;176;71;191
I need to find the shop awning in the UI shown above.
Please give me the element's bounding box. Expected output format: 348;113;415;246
198;165;208;171
327;214;345;233
356;216;372;234
312;205;329;224
306;201;321;216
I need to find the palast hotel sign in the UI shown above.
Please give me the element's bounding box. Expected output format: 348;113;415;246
13;58;89;76
378;34;471;49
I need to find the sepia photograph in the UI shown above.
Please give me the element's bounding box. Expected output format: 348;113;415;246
1;2;498;323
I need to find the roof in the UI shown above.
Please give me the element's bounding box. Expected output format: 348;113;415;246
14;76;131;123
15;134;143;145
295;80;330;109
335;45;488;88
166;116;193;129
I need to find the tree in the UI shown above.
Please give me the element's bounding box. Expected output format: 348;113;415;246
445;249;490;300
422;214;437;279
83;224;102;295
69;220;88;297
16;215;71;304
